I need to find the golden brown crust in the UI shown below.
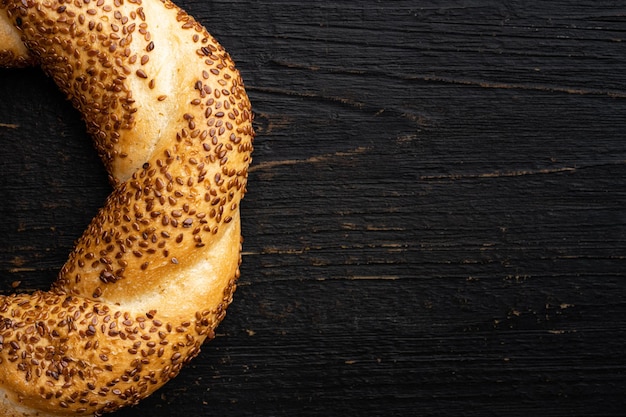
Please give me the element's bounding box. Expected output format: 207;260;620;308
0;0;253;415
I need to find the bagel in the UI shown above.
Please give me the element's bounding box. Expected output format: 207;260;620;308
0;0;254;415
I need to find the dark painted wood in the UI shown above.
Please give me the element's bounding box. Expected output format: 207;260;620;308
1;1;625;416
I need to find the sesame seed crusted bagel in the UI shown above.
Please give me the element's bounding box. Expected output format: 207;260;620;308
0;0;253;415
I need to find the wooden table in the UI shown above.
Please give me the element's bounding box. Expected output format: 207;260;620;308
1;1;625;415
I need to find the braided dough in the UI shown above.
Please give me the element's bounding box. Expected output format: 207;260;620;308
0;0;253;415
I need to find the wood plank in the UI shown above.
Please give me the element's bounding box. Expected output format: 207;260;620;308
1;0;625;415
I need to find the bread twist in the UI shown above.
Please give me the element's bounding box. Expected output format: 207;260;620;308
0;0;254;415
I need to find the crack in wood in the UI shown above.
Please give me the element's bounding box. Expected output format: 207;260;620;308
249;146;370;172
421;166;577;180
248;84;369;112
420;160;626;180
271;60;626;98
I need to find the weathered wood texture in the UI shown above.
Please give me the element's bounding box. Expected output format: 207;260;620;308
1;1;625;416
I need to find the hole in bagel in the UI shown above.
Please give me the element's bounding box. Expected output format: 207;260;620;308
0;68;109;292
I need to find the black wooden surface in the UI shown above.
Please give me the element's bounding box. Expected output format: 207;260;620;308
1;1;625;416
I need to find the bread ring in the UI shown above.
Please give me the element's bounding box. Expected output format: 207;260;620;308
0;0;253;415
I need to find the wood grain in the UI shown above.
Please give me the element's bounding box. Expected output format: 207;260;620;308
1;1;625;416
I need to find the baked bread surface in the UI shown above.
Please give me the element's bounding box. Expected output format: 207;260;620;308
0;0;254;415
